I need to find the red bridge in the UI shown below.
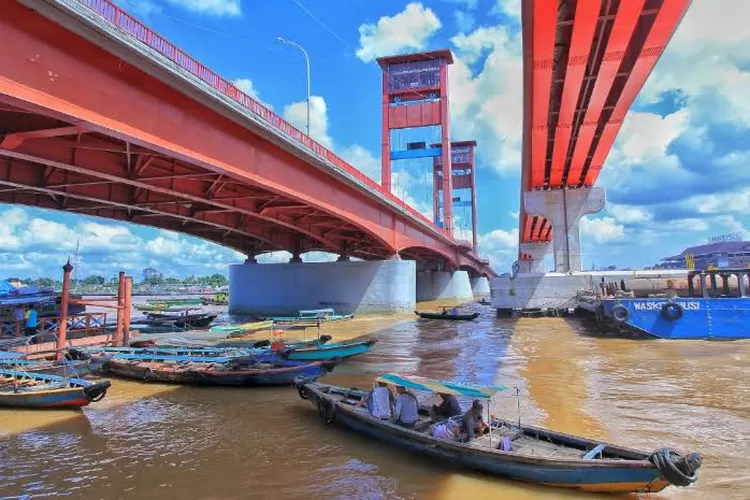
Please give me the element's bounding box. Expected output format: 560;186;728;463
518;0;690;273
0;0;492;280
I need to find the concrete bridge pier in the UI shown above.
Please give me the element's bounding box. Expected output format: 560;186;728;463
524;187;605;273
415;268;474;302
229;258;416;316
470;276;491;297
517;242;552;274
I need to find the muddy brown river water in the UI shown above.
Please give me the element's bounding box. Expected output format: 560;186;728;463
1;304;748;499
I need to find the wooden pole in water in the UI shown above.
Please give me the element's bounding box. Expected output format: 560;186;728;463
123;276;132;346
115;271;125;346
56;260;74;361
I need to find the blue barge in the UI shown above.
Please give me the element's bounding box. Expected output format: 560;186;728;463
593;269;750;340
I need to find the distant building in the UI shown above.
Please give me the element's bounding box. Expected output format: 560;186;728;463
142;267;160;281
655;241;750;270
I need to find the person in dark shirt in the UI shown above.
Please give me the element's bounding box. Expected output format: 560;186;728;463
462;400;489;440
431;392;462;420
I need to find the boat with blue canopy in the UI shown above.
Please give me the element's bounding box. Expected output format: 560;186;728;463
0;357;91;377
296;373;703;494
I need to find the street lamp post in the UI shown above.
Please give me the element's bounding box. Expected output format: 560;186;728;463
277;36;310;137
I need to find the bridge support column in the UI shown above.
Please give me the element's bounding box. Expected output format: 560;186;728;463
524;187;605;273
517;242;551;273
416;270;473;302
470;276;490;297
229;259;416;315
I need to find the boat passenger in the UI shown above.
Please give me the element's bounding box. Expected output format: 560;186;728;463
462;400;489;440
432;420;461;440
451;308;458;316
431;392;462;420
24;305;38;337
392;385;419;428
355;381;394;420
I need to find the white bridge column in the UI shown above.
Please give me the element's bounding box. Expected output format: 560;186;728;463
517;242;552;274
524;187;605;273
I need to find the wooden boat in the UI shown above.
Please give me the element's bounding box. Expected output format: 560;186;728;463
144;312;217;329
0;369;111;408
209;320;274;335
147;297;202;306
0;358;91;377
102;357;339;386
414;311;480;321
296;374;702;494
284;338;377;361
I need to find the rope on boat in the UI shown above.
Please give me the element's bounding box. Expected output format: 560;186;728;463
649;448;702;487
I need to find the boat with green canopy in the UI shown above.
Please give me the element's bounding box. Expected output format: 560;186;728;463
296;373;703;494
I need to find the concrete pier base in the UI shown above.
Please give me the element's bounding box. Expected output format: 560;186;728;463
470;276;491;297
491;270;690;314
416;270;473;302
229;259;416;315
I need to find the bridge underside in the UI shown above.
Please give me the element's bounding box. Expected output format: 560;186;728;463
519;0;690;254
1;0;493;277
0;102;391;260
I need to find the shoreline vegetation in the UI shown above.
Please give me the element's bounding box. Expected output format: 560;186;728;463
4;273;229;296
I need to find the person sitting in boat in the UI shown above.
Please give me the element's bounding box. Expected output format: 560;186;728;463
462;400;490;440
431;392;462;420
355;381;394;420
431;420;461;440
392;385;419;428
451;308;458;316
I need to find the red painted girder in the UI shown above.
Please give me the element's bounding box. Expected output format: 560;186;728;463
522;213;535;242
529;0;558;188
584;0;691;185
0;145;348;253
0;159;290;253
549;0;602;188
566;0;646;186
0;125;86;149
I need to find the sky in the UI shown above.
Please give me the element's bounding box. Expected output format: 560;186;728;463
2;0;749;279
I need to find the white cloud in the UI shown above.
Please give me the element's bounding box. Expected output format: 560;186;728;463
606;204;653;224
580;217;625;243
355;3;442;62
449;25;523;175
164;0;240;17
491;0;521;21
233;78;274;111
339;145;381;182
454;11;475;33
610;110;689;167
478;227;518;270
0;207;245;279
283;96;332;148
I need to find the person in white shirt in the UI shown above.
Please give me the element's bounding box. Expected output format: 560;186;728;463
356;382;394;420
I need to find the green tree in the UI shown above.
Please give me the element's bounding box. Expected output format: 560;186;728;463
83;275;106;286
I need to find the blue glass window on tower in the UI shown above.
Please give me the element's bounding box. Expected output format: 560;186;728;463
388;59;442;91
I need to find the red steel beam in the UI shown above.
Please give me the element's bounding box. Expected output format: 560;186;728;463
584;0;691;185
0;125;86;149
565;0;646;186
529;0;558;188
549;0;602;188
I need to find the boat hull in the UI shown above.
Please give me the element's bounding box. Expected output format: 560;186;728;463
285;339;376;361
415;311;480;321
599;298;750;339
102;359;337;386
0;370;111;409
297;383;682;494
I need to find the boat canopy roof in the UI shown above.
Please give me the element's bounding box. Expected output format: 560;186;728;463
375;373;506;398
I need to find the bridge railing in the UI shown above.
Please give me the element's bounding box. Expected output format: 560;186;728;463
74;0;440;232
